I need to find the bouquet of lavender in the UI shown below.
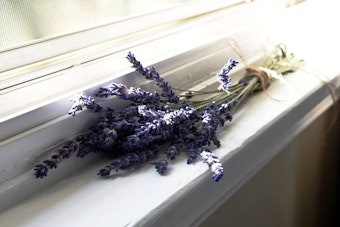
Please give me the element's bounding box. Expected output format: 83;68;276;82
34;44;302;182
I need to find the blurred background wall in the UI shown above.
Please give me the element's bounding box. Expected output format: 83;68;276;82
200;101;340;227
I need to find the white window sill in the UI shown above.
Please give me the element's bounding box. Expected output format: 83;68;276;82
0;1;340;226
0;68;338;227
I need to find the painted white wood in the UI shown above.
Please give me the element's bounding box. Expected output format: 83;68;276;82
0;66;338;227
0;0;285;190
0;0;245;88
0;0;339;226
0;0;283;120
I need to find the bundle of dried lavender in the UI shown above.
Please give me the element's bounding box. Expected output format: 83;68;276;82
34;44;302;182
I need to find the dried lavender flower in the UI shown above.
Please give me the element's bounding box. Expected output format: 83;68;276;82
34;45;302;183
34;141;80;178
96;83;161;105
98;148;158;177
211;163;224;182
217;58;239;91
126;52;179;104
69;93;102;116
200;148;223;182
153;159;168;175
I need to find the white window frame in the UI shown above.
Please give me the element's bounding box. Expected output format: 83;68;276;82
0;0;271;139
3;0;339;226
0;0;265;192
0;0;245;88
0;0;276;202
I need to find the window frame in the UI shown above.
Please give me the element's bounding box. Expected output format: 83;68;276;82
0;0;275;131
0;0;244;88
0;0;324;223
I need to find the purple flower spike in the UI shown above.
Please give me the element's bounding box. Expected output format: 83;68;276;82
200;149;219;167
127;52;179;104
153;159;168;175
97;83;161;105
211;163;223;182
200;148;224;182
217;58;239;91
34;164;49;179
69;93;102;116
164;145;178;161
98;149;158;177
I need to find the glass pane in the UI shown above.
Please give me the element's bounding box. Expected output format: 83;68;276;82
0;0;191;50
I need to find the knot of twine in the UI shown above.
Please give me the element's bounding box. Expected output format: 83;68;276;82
229;38;337;135
227;38;287;101
227;38;271;91
244;66;270;90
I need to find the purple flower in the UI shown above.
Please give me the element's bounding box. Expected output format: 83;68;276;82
138;105;161;118
34;164;49;178
126;52;152;79
211;163;223;182
34;141;82;178
122;105;139;118
97;83;161;105
200;149;219;166
165;147;178;161
217;58;239;91
69;93;102;116
126;52;179;104
218;103;233;123
153;159;168;175
35;53;241;182
97;167;111;177
148;66;179;104
98;148;158;177
200;148;224;182
102;128;118;149
163;107;195;125
123;106;195;149
186;146;198;164
200;103;222;147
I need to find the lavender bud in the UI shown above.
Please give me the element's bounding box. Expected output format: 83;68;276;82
69;93;102;116
217;58;239;91
153;159;168;175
